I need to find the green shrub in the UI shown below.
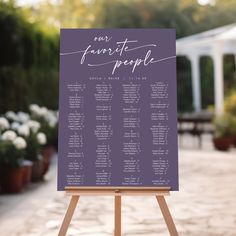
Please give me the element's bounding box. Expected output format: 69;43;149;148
0;2;59;113
214;114;236;138
0;67;58;113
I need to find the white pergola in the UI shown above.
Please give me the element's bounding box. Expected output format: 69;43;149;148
176;23;236;115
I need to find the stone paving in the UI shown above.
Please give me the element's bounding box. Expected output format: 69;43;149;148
0;135;236;236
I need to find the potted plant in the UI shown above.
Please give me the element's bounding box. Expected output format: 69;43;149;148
20;119;45;182
225;93;236;146
213;114;235;151
0;130;27;193
29;104;58;150
39;121;57;173
25;131;44;182
15;123;32;186
21;159;33;186
36;132;49;175
29;104;58;173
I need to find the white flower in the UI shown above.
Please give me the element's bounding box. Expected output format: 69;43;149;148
5;111;18;121
0;117;10;130
17;124;30;137
29;104;39;111
37;132;47;145
1;130;17;141
17;111;30;123
45;111;58;127
49;119;57;127
40;107;48;117
13;137;27;150
26;120;41;133
29;104;39;110
11;122;20;130
29;104;48;118
29;104;40;115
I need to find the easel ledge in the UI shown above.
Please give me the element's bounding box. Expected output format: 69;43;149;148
65;186;171;196
59;186;179;236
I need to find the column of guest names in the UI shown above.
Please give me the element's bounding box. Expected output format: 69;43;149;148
122;82;141;185
94;82;113;185
66;82;86;186
150;81;170;186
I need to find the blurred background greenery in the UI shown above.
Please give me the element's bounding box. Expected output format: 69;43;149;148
1;0;236;113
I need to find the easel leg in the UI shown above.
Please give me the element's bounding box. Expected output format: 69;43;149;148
58;196;80;236
156;196;179;236
114;196;121;236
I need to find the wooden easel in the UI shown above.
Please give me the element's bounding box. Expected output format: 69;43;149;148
58;187;179;236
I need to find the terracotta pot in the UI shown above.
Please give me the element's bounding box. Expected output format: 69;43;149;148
31;160;44;182
213;137;231;151
42;146;55;161
41;146;54;175
230;135;236;147
21;160;33;186
0;166;24;193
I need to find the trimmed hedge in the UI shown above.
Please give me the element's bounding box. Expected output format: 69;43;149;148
0;2;59;113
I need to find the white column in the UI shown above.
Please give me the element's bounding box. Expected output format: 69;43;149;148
213;43;224;115
189;54;202;112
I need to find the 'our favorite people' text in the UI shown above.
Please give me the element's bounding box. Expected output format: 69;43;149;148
60;36;175;75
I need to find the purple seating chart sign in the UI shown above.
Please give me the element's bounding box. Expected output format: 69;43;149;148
58;29;178;190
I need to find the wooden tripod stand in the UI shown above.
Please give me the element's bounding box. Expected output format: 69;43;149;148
58;187;179;236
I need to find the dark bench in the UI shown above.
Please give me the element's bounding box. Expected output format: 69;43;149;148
178;113;214;148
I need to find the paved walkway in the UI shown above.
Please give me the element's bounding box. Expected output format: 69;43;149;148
0;137;236;236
